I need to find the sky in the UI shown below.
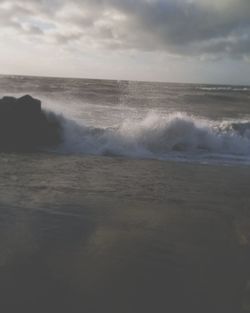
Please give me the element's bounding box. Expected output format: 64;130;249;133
0;0;250;84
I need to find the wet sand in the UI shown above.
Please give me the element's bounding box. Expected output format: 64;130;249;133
0;154;250;313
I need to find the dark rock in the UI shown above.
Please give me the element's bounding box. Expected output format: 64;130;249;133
0;95;62;152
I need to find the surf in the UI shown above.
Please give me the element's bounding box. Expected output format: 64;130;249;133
53;111;250;164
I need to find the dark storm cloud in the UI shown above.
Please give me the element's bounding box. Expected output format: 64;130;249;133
1;0;250;59
89;0;250;58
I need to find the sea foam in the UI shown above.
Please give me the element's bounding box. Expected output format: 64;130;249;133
52;111;250;164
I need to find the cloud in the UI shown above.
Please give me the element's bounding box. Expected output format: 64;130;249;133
0;0;250;60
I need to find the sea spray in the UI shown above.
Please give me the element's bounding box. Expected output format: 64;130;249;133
53;111;250;163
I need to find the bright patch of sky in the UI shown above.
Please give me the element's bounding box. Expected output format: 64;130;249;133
0;0;250;84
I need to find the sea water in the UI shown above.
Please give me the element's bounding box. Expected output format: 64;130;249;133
0;75;250;313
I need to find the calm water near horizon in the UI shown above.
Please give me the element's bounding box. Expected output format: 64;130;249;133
0;75;250;312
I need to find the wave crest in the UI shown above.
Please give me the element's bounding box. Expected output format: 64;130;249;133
52;112;250;164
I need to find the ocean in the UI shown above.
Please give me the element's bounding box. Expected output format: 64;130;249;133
0;74;250;313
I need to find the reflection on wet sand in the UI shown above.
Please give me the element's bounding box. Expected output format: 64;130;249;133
0;155;250;313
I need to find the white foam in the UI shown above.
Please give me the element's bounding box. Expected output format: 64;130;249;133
197;86;250;92
52;111;250;164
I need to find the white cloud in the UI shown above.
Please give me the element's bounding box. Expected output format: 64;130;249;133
0;0;250;83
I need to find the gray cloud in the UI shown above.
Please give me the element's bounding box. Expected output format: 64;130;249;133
55;31;83;44
1;0;250;59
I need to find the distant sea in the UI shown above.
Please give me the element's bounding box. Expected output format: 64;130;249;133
0;74;250;313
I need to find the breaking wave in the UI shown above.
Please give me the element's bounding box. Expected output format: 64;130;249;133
197;86;250;92
52;112;250;164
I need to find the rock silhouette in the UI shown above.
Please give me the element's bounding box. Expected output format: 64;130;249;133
0;95;62;151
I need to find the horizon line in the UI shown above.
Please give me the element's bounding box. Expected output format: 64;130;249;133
0;72;249;87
